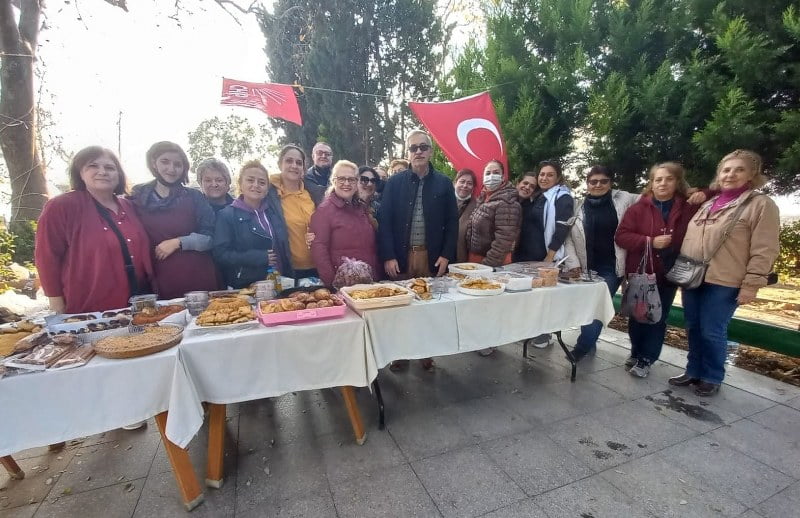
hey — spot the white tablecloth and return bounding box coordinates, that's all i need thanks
[364,282,615,369]
[0,348,178,457]
[165,309,377,448]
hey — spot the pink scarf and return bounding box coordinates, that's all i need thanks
[710,185,749,213]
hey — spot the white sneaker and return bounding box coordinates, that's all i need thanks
[629,360,651,378]
[121,420,147,431]
[529,334,552,349]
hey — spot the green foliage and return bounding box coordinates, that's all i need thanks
[187,115,276,174]
[446,0,800,193]
[0,229,16,292]
[8,220,36,266]
[258,0,442,165]
[775,220,800,280]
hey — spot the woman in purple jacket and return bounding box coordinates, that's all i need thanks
[309,160,380,286]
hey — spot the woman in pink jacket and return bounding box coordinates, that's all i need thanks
[310,160,380,286]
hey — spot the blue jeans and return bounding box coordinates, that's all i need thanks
[682,283,739,384]
[628,282,678,364]
[573,267,622,355]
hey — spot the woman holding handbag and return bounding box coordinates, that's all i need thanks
[668,150,780,396]
[615,162,706,378]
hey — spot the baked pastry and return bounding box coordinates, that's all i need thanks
[94,325,183,358]
[196,298,254,326]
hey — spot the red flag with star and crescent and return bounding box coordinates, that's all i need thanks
[409,92,508,192]
[220,78,303,125]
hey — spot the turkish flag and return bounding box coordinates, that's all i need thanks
[220,78,303,125]
[409,92,507,192]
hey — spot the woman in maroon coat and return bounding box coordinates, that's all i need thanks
[615,162,707,378]
[309,160,380,286]
[36,147,155,314]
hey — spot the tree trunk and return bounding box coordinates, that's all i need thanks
[0,0,48,225]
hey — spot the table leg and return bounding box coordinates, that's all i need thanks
[340,386,367,445]
[522,339,530,358]
[206,403,226,489]
[372,379,385,430]
[554,331,577,382]
[1,455,24,480]
[153,412,205,511]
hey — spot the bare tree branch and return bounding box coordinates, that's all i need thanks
[0,0,22,53]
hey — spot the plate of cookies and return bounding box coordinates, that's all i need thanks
[257,288,346,326]
[457,277,505,296]
[194,296,256,328]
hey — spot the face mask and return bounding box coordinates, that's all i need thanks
[483,173,503,191]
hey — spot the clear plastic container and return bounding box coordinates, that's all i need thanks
[184,291,210,316]
[129,294,158,314]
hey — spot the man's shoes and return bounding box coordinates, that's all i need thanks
[48,442,66,452]
[694,381,720,397]
[420,358,435,371]
[390,360,409,371]
[629,359,651,378]
[121,421,147,431]
[668,373,700,387]
[478,347,495,357]
[571,347,594,362]
[529,334,552,349]
[624,355,636,370]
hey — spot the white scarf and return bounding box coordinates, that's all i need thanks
[542,184,571,260]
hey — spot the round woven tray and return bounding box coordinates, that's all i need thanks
[94,325,183,359]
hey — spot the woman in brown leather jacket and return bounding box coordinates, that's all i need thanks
[453,169,478,263]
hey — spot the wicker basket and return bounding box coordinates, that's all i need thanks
[94,324,184,360]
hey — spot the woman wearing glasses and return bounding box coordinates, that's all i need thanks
[268,144,325,279]
[615,162,709,378]
[564,166,640,361]
[669,150,779,396]
[356,165,382,218]
[310,160,380,286]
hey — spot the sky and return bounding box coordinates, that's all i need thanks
[5,0,799,217]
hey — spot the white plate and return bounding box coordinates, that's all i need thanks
[448,263,494,277]
[457,284,505,296]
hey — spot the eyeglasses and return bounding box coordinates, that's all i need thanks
[359,176,379,185]
[408,144,431,153]
[587,178,611,186]
[334,177,358,185]
[315,151,332,157]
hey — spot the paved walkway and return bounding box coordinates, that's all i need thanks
[2,328,800,517]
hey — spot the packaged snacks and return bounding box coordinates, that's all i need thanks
[537,267,559,287]
[332,257,374,288]
[5,343,73,370]
[49,344,95,370]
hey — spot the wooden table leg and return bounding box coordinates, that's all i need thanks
[340,386,367,445]
[154,412,205,511]
[205,403,226,488]
[1,455,24,480]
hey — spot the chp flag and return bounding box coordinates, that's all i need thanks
[220,78,302,125]
[409,92,508,192]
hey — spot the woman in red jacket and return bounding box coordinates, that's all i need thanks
[36,146,155,314]
[309,160,380,286]
[615,162,706,378]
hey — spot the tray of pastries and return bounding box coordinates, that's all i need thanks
[403,278,433,300]
[195,297,256,327]
[94,324,184,359]
[257,288,346,326]
[448,262,494,277]
[131,304,185,325]
[0,320,44,357]
[458,277,505,296]
[339,283,414,311]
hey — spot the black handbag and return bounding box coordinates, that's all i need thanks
[666,194,753,289]
[93,199,140,298]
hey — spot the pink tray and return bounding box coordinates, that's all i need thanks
[256,297,347,326]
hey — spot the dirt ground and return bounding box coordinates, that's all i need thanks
[609,280,800,387]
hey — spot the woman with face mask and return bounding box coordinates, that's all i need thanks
[453,169,478,263]
[129,141,220,299]
[466,160,521,267]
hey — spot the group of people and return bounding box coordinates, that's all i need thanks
[34,128,780,396]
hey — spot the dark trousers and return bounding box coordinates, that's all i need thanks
[683,283,739,384]
[573,266,622,355]
[629,282,678,364]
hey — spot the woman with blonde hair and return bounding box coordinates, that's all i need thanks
[213,160,285,289]
[669,150,779,396]
[615,162,708,378]
[310,160,380,286]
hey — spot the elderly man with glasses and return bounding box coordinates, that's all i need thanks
[305,142,334,188]
[377,129,458,372]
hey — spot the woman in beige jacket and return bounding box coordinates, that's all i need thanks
[669,150,780,396]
